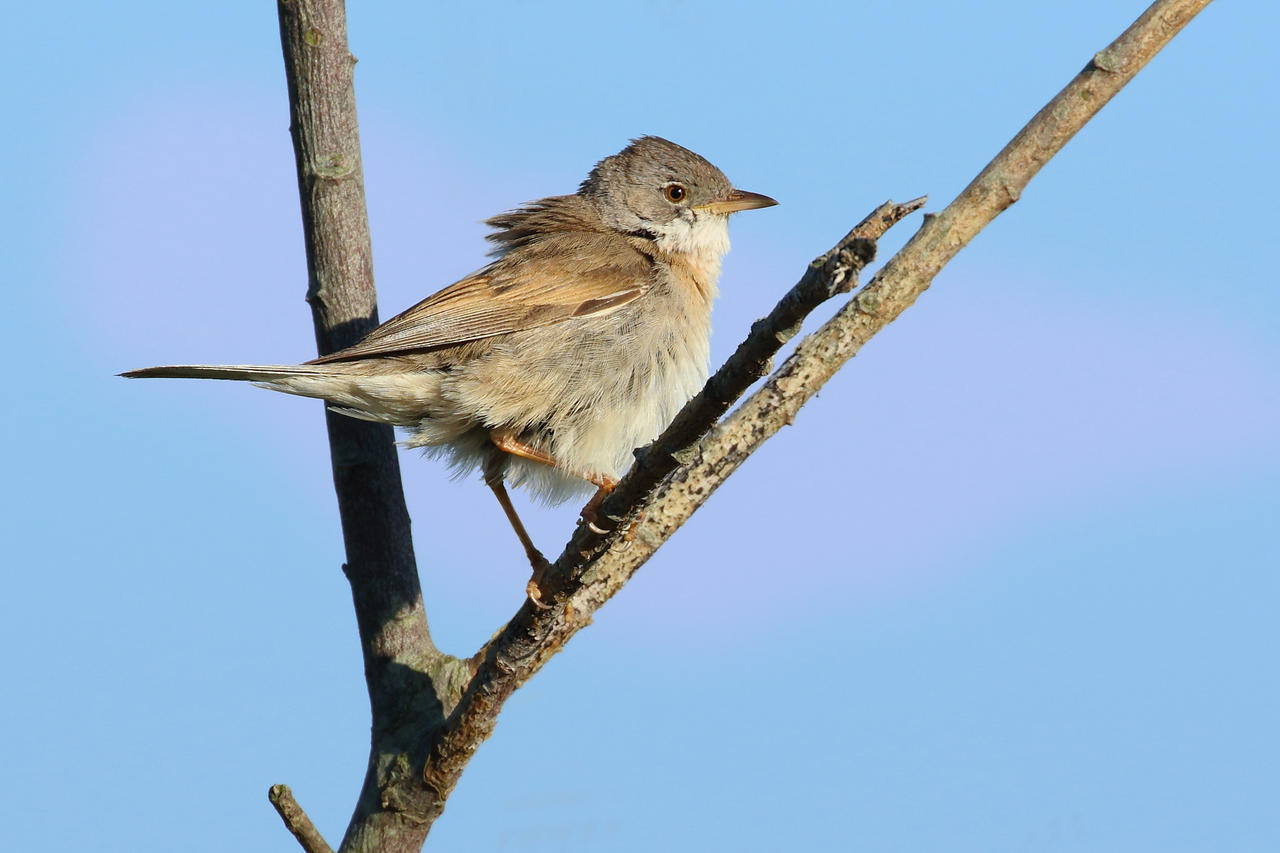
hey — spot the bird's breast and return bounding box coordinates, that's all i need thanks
[441,257,719,503]
[544,275,714,483]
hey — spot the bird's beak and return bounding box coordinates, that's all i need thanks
[694,189,779,215]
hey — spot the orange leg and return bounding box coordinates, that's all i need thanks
[489,430,615,490]
[489,430,618,530]
[482,451,552,609]
[485,431,621,603]
[581,481,618,534]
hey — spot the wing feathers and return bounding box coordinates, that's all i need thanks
[312,197,653,365]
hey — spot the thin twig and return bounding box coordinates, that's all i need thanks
[269,785,335,853]
[420,0,1213,824]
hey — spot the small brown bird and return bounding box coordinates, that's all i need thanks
[125,136,776,588]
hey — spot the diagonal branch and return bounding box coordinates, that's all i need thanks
[417,0,1214,831]
[270,785,335,853]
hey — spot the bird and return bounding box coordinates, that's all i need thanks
[124,136,777,600]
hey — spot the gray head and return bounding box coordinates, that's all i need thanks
[579,136,776,239]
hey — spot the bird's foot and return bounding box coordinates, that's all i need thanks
[580,478,618,534]
[526,554,554,610]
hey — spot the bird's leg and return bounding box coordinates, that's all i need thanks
[488,431,559,471]
[489,430,618,530]
[482,450,552,609]
[581,479,618,534]
[487,431,624,599]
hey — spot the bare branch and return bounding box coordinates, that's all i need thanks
[276,1,468,851]
[276,0,430,662]
[420,0,1214,825]
[270,785,335,853]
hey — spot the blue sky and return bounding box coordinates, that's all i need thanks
[3,2,1276,851]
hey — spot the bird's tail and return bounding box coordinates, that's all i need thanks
[124,364,313,382]
[120,363,354,399]
[121,361,441,426]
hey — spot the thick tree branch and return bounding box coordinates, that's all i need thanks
[417,0,1213,831]
[275,2,468,852]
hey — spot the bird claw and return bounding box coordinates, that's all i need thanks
[579,479,618,533]
[526,553,554,610]
[526,576,553,610]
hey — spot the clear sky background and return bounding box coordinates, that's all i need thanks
[3,2,1276,851]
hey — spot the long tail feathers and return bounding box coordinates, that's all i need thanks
[121,364,325,383]
[120,363,361,404]
[121,363,436,428]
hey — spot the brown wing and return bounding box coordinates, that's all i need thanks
[309,230,652,365]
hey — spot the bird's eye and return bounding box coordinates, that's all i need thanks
[663,183,687,203]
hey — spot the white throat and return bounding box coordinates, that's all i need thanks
[654,213,731,282]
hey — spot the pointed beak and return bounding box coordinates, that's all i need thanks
[694,188,779,215]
